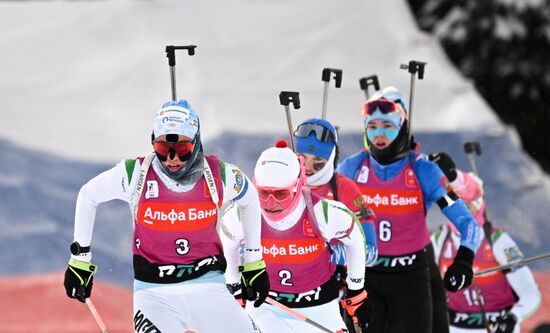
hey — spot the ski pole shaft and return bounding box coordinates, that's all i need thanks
[400,61,426,138]
[265,297,342,333]
[321,68,343,119]
[285,105,296,151]
[86,298,110,333]
[165,45,197,101]
[322,81,329,120]
[464,142,481,175]
[471,280,491,333]
[279,91,301,152]
[467,154,480,176]
[475,252,550,276]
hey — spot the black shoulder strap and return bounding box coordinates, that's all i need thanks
[329,173,339,202]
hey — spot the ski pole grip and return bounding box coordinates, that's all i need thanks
[165,45,197,66]
[321,68,343,88]
[359,75,380,91]
[400,60,427,79]
[464,142,481,155]
[279,91,301,109]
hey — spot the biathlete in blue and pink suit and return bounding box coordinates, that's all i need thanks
[337,86,482,333]
[223,140,372,332]
[63,100,269,333]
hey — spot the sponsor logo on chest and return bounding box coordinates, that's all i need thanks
[137,201,217,231]
[362,189,422,214]
[262,238,326,264]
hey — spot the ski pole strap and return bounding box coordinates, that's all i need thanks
[69,259,97,273]
[239,259,266,272]
[340,290,367,316]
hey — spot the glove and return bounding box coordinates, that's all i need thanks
[429,152,457,182]
[494,313,517,333]
[226,283,245,308]
[239,259,270,307]
[340,288,371,330]
[444,246,474,292]
[64,258,97,303]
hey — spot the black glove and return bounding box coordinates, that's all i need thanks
[239,259,270,307]
[64,258,97,303]
[340,288,371,330]
[227,283,245,308]
[444,246,474,292]
[429,152,458,182]
[494,313,517,333]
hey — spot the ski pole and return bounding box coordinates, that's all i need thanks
[279,91,301,152]
[321,68,343,120]
[358,75,380,100]
[400,60,426,139]
[86,298,110,333]
[461,141,491,332]
[464,141,481,176]
[265,297,345,333]
[165,45,197,101]
[475,252,550,276]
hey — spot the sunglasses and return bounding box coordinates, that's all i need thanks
[362,98,407,118]
[294,123,336,143]
[153,140,195,161]
[256,179,299,202]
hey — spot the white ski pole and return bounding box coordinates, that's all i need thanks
[321,68,343,120]
[265,297,345,333]
[279,91,301,152]
[462,141,491,332]
[358,75,380,101]
[86,298,110,333]
[165,45,196,101]
[475,252,550,276]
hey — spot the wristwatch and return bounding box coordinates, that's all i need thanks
[70,241,90,255]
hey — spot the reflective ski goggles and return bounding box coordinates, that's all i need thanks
[256,179,299,202]
[294,123,336,143]
[153,140,195,161]
[362,98,408,119]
